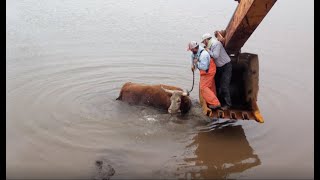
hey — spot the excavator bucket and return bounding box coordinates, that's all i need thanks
[199,0,277,123]
[199,53,263,123]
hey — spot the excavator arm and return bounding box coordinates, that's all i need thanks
[217,0,277,55]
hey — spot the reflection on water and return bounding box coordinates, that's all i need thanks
[177,123,260,179]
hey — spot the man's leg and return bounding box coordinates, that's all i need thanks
[211,74,218,96]
[215,67,222,100]
[200,73,221,107]
[220,62,232,108]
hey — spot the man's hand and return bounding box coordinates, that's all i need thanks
[191,65,195,72]
[215,30,226,46]
[214,30,218,38]
[193,58,198,64]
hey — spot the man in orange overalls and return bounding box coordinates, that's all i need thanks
[187,41,221,109]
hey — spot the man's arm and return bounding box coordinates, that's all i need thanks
[210,42,222,59]
[191,55,197,71]
[207,47,214,58]
[214,30,226,46]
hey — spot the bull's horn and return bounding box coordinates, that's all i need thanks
[182,91,188,96]
[161,86,174,94]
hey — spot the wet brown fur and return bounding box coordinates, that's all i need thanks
[116,82,192,114]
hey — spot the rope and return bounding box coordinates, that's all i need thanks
[187,70,195,95]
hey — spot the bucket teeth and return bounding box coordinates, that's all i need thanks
[230,111,237,119]
[242,112,249,120]
[217,110,224,118]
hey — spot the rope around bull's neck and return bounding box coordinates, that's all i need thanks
[187,70,195,95]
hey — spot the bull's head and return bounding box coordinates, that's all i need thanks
[161,86,188,114]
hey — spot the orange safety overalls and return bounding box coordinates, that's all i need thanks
[199,57,221,107]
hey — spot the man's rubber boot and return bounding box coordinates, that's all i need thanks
[208,104,221,110]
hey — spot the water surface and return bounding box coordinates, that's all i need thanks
[6,0,314,179]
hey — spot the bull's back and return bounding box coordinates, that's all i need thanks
[116,82,187,111]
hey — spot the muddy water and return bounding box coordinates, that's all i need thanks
[6,0,313,179]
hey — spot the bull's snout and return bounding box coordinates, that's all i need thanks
[168,108,181,114]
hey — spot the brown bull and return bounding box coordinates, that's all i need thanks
[116,82,192,114]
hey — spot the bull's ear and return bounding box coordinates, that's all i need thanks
[161,86,174,94]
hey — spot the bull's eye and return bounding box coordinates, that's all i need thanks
[177,99,181,103]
